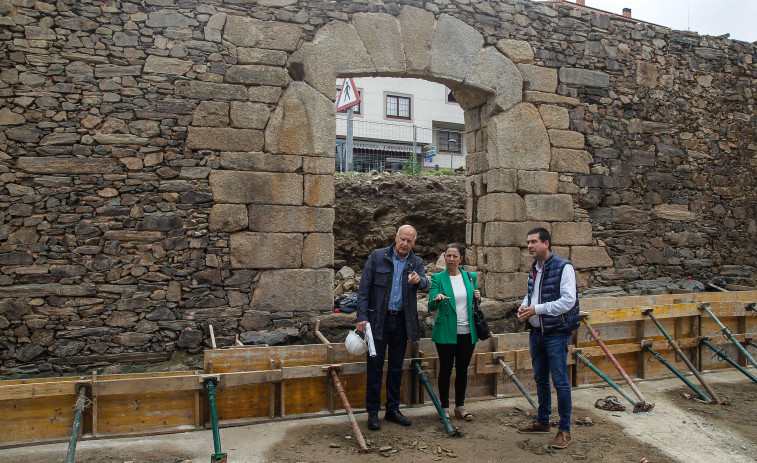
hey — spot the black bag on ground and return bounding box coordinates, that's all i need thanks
[466,271,491,340]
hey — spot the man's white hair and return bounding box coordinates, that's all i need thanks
[396,224,417,240]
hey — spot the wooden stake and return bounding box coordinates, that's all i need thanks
[209,325,217,349]
[91,371,98,438]
[269,359,276,418]
[280,359,286,418]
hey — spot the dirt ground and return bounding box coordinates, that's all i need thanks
[2,370,755,463]
[266,370,757,463]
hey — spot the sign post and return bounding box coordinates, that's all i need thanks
[336,78,361,172]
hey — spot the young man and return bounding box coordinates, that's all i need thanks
[356,225,429,430]
[516,227,579,449]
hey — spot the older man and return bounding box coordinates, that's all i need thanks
[517,227,579,450]
[356,225,429,430]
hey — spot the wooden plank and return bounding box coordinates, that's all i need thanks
[583,303,699,324]
[91,371,98,438]
[578,338,700,359]
[280,359,286,418]
[326,346,334,414]
[217,370,283,387]
[205,345,329,373]
[637,318,646,379]
[93,375,202,396]
[95,390,197,435]
[0,381,81,401]
[269,359,276,418]
[0,394,78,444]
[213,384,274,421]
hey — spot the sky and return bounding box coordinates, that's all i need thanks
[575,0,757,43]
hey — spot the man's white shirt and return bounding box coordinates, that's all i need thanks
[521,260,577,328]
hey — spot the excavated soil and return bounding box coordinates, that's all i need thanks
[334,173,466,269]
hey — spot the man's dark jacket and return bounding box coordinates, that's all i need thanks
[356,243,429,342]
[526,252,580,334]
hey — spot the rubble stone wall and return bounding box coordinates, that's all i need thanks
[0,0,754,374]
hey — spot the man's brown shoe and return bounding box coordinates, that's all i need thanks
[517,421,550,434]
[550,430,571,449]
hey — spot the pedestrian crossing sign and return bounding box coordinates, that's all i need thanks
[336,78,361,112]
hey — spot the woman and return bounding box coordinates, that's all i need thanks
[428,243,481,421]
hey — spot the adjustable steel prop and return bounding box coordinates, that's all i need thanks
[580,312,654,412]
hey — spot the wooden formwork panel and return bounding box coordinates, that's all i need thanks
[574,350,641,386]
[205,344,330,373]
[576,290,756,312]
[213,384,273,421]
[95,390,197,435]
[1,291,755,447]
[0,392,79,445]
[0,377,83,401]
[695,292,757,304]
[700,339,742,372]
[206,344,388,419]
[576,320,644,347]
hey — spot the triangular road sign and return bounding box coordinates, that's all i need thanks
[336,78,361,112]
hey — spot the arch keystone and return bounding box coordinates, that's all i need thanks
[353,13,406,76]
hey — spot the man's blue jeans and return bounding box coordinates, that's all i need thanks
[529,330,572,432]
[365,311,408,414]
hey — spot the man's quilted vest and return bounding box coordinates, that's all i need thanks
[526,252,580,334]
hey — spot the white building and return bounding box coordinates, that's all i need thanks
[335,77,466,173]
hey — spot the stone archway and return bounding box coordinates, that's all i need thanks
[199,6,612,314]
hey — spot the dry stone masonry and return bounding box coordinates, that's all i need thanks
[0,0,754,374]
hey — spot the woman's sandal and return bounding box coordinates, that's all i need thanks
[441,409,450,421]
[454,406,473,421]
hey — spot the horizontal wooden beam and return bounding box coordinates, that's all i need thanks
[0,381,81,401]
[92,375,202,396]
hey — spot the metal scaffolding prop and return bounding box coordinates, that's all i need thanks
[574,349,645,411]
[497,358,537,411]
[580,312,653,412]
[642,307,724,404]
[700,303,757,371]
[412,360,461,437]
[314,320,368,454]
[642,341,711,402]
[700,337,757,384]
[204,378,227,462]
[64,385,90,463]
[0,291,754,450]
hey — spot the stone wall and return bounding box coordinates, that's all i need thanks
[0,0,755,375]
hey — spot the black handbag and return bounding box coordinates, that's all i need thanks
[466,271,491,340]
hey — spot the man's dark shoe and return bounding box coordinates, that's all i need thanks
[367,413,380,430]
[550,430,571,449]
[384,409,412,426]
[517,421,550,434]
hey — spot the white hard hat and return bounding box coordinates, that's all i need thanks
[345,330,368,355]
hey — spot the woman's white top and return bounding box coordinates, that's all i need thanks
[449,273,470,334]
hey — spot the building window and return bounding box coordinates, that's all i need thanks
[386,94,411,120]
[446,87,457,104]
[336,88,361,114]
[438,130,461,153]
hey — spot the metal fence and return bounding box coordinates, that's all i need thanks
[335,118,465,173]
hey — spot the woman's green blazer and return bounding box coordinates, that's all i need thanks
[428,268,478,344]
